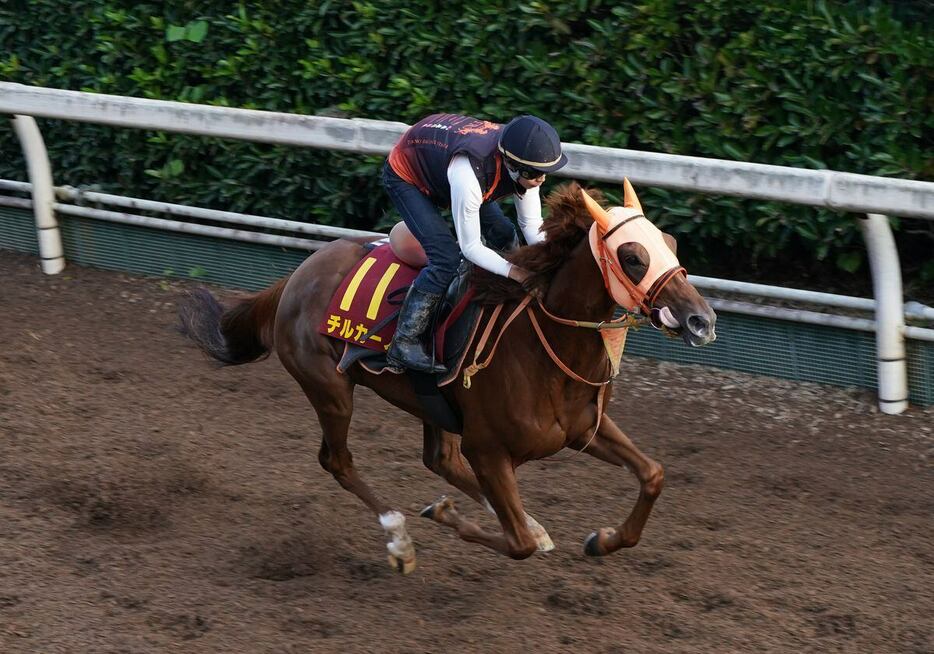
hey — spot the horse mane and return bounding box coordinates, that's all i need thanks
[470,181,604,305]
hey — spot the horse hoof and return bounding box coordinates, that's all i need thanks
[584,528,614,557]
[524,515,555,552]
[584,532,602,556]
[387,552,416,575]
[536,535,556,552]
[420,495,453,521]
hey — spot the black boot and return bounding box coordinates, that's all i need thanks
[387,287,447,374]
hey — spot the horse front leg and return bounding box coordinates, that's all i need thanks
[420,446,538,560]
[421,424,554,551]
[569,415,665,556]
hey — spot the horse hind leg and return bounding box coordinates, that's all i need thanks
[420,445,538,560]
[300,376,416,574]
[421,425,554,552]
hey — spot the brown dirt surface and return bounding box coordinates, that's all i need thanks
[1,250,932,654]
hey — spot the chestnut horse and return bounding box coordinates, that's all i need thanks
[178,181,716,573]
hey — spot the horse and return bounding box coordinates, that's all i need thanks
[177,180,717,573]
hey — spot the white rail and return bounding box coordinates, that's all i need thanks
[2,83,932,413]
[2,83,933,217]
[691,275,934,322]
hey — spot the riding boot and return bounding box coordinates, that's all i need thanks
[387,287,447,374]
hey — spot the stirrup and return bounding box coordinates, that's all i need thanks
[387,340,446,374]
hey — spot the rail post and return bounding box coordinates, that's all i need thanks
[11,115,64,274]
[860,213,908,414]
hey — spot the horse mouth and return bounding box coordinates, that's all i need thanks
[651,307,717,347]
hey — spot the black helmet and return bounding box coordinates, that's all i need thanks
[498,115,568,174]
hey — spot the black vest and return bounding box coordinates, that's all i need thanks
[389,113,523,206]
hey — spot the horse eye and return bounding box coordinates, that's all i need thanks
[624,255,643,267]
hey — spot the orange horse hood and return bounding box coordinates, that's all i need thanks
[582,183,681,312]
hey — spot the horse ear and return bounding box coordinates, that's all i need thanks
[623,178,644,213]
[662,232,678,255]
[580,188,612,232]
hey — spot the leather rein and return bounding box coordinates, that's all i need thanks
[462,296,635,390]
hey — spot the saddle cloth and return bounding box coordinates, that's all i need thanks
[318,244,419,352]
[319,243,480,372]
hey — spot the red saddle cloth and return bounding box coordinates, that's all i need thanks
[318,244,420,352]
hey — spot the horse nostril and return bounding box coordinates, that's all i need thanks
[687,314,710,336]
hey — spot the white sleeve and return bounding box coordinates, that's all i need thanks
[514,185,545,245]
[448,155,513,278]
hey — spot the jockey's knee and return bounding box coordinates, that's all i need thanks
[433,247,460,274]
[416,247,459,295]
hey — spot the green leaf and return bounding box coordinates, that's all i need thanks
[186,20,209,44]
[722,143,746,161]
[794,223,820,241]
[801,155,827,170]
[856,72,885,87]
[166,25,186,42]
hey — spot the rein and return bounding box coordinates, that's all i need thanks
[534,299,643,331]
[462,296,639,460]
[463,297,637,389]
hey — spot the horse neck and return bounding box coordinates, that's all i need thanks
[544,236,616,323]
[522,235,618,380]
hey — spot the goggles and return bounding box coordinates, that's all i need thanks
[504,158,546,181]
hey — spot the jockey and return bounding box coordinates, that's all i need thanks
[381,113,569,373]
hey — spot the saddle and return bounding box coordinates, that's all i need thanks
[318,243,482,433]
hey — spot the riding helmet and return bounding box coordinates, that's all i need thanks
[498,115,568,173]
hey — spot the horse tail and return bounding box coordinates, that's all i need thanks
[177,277,289,366]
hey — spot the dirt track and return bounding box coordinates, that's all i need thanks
[1,250,932,653]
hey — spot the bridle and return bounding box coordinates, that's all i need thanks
[581,179,687,322]
[591,213,687,316]
[463,186,688,385]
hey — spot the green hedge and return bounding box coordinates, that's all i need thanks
[1,0,931,288]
